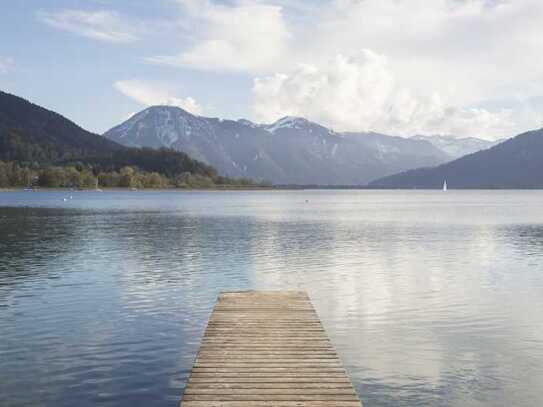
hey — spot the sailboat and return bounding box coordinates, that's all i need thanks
[442,180,447,191]
[95,178,103,192]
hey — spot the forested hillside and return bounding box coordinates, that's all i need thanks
[0,91,260,188]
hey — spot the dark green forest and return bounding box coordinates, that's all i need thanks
[0,160,261,189]
[0,91,266,189]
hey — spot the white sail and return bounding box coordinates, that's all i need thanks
[95,178,103,192]
[443,180,447,191]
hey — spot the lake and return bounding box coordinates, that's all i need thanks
[1,190,542,407]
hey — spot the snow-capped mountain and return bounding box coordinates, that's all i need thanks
[371,128,542,189]
[103,106,450,185]
[412,134,503,159]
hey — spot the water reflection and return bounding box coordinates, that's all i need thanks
[1,191,543,407]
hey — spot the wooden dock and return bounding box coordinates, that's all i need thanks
[180,290,363,407]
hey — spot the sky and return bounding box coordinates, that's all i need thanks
[0,0,542,140]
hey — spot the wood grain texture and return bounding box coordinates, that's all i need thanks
[180,291,363,406]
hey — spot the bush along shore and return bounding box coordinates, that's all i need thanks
[0,161,270,189]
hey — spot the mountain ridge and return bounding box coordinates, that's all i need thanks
[370,128,543,189]
[0,90,122,159]
[0,91,255,188]
[412,134,503,159]
[104,105,458,185]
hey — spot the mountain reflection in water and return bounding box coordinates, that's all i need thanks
[1,190,542,407]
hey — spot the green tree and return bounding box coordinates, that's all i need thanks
[119,166,135,187]
[39,167,66,187]
[79,169,96,188]
[64,166,81,187]
[0,162,9,187]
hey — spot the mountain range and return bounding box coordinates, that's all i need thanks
[370,128,543,188]
[3,89,541,189]
[411,134,502,159]
[104,106,496,185]
[0,91,235,187]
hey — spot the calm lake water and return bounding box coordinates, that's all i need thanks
[1,190,543,407]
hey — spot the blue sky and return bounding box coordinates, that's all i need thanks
[1,0,542,139]
[0,0,253,133]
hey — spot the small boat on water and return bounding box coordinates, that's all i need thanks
[443,180,447,191]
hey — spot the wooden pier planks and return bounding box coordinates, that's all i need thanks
[180,291,363,407]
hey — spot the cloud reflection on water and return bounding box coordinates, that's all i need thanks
[1,191,543,406]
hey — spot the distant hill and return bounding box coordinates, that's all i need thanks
[411,134,502,159]
[0,91,249,188]
[369,128,543,189]
[104,106,450,185]
[0,90,122,162]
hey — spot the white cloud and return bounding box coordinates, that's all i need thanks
[245,0,543,138]
[114,79,203,115]
[302,0,543,102]
[146,1,289,73]
[253,51,515,139]
[37,9,138,43]
[36,0,543,138]
[0,57,15,74]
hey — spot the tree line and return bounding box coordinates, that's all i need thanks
[1,129,270,189]
[0,161,267,189]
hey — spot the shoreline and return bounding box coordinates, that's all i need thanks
[0,186,277,192]
[2,187,543,193]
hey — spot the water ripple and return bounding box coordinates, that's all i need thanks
[1,191,543,406]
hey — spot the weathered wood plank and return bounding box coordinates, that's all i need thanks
[187,380,352,386]
[180,291,362,406]
[196,356,340,360]
[182,402,362,407]
[196,351,338,355]
[188,373,352,379]
[184,389,357,395]
[183,395,360,401]
[190,374,351,385]
[191,368,347,373]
